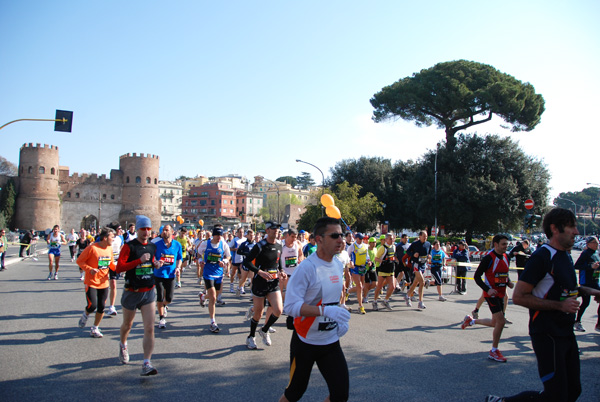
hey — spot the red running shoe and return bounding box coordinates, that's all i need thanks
[461,315,473,330]
[488,349,507,362]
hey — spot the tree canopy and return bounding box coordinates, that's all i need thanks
[296,172,315,189]
[370,60,546,149]
[276,176,298,188]
[0,156,17,176]
[554,187,600,222]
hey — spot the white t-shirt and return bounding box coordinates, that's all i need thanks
[283,253,345,346]
[280,241,301,276]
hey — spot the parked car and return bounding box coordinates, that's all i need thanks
[468,245,481,261]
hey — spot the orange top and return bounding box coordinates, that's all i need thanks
[76,243,115,289]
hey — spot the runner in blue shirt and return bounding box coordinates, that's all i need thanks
[153,225,183,329]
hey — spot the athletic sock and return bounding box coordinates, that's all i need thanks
[262,314,279,331]
[249,318,259,337]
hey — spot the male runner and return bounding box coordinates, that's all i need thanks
[573,236,600,332]
[486,208,600,402]
[106,222,124,316]
[461,234,514,363]
[229,228,245,294]
[394,234,410,292]
[429,240,447,301]
[452,241,470,295]
[153,225,183,329]
[404,231,431,309]
[116,215,158,376]
[236,229,256,296]
[302,234,317,257]
[174,228,189,288]
[372,233,396,311]
[197,226,231,333]
[46,225,67,280]
[243,221,285,349]
[347,233,369,314]
[279,217,351,402]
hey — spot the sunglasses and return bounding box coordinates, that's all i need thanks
[322,232,344,239]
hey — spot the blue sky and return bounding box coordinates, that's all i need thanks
[1,1,599,202]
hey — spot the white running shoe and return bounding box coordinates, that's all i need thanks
[79,274,85,281]
[54,273,58,280]
[268,327,276,333]
[382,300,392,311]
[418,301,427,309]
[246,336,257,349]
[90,327,103,338]
[158,318,166,329]
[405,294,412,307]
[210,322,220,333]
[258,329,272,346]
[119,344,129,364]
[78,312,89,328]
[244,306,254,321]
[230,283,235,293]
[198,292,206,307]
[106,306,118,316]
[438,295,447,301]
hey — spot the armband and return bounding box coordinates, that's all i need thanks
[318,305,323,316]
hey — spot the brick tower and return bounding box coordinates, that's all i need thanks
[15,143,61,231]
[118,153,160,229]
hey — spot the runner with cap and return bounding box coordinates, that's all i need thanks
[363,237,378,303]
[106,222,124,317]
[116,215,159,376]
[243,221,285,349]
[372,233,396,311]
[404,231,431,309]
[197,225,231,333]
[153,225,183,329]
[573,235,600,332]
[236,229,256,297]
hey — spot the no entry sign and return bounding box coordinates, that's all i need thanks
[524,199,534,210]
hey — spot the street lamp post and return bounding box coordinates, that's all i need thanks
[296,159,325,217]
[434,147,438,240]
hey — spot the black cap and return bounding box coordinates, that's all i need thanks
[265,221,281,229]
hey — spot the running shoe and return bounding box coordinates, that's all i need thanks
[198,292,206,307]
[418,301,426,309]
[119,344,129,364]
[258,329,272,346]
[471,309,479,319]
[164,306,168,317]
[53,273,58,280]
[158,318,166,329]
[504,318,512,325]
[78,312,89,328]
[411,295,415,301]
[359,306,366,314]
[382,300,392,311]
[362,296,368,303]
[342,304,352,312]
[246,336,257,350]
[230,283,235,293]
[141,361,158,376]
[90,327,103,338]
[175,282,181,289]
[240,288,246,295]
[244,306,254,321]
[488,349,507,363]
[106,306,118,316]
[210,322,220,333]
[404,294,412,307]
[400,280,407,291]
[573,321,585,332]
[424,280,429,289]
[47,273,53,280]
[372,300,379,311]
[236,288,241,297]
[461,315,473,330]
[438,295,447,301]
[216,299,226,306]
[79,274,85,281]
[393,286,402,294]
[268,327,276,333]
[485,396,504,402]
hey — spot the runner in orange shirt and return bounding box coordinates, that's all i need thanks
[76,227,116,338]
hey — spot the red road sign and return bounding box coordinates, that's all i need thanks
[524,199,534,210]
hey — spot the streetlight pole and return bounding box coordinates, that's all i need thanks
[434,148,438,240]
[296,159,325,217]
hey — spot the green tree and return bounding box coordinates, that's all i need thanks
[410,134,550,242]
[296,172,315,189]
[276,176,298,188]
[260,194,303,223]
[370,60,546,149]
[0,178,17,229]
[554,187,600,222]
[0,156,18,176]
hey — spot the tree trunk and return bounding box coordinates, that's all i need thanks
[445,127,457,151]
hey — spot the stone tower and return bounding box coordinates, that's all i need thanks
[15,143,61,231]
[118,153,160,229]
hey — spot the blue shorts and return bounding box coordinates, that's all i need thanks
[48,248,61,257]
[350,265,366,275]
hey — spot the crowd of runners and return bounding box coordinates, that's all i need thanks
[2,207,599,401]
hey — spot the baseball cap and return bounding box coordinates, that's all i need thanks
[368,237,376,243]
[355,233,364,239]
[212,227,224,236]
[298,230,306,234]
[379,235,386,240]
[265,221,281,230]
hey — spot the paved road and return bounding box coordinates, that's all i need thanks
[0,255,598,402]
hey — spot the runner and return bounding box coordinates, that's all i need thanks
[76,229,90,280]
[116,215,158,376]
[237,229,256,297]
[461,234,514,363]
[362,237,378,303]
[153,224,183,329]
[106,222,124,316]
[76,227,116,338]
[394,234,411,292]
[429,240,448,301]
[452,241,470,295]
[302,234,317,257]
[280,229,303,294]
[197,225,231,333]
[573,236,600,332]
[174,228,189,288]
[124,223,136,243]
[229,228,245,294]
[372,233,396,311]
[279,217,351,402]
[404,231,431,309]
[66,228,79,262]
[46,225,67,280]
[243,221,285,349]
[0,229,7,271]
[347,233,369,314]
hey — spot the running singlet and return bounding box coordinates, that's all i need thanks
[121,239,156,290]
[203,239,225,280]
[48,233,62,251]
[377,244,396,274]
[407,240,431,269]
[481,252,510,298]
[281,242,300,276]
[430,249,446,267]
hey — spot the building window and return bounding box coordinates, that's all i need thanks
[200,200,206,206]
[211,200,215,205]
[28,166,32,174]
[103,194,107,199]
[215,191,219,195]
[111,194,115,200]
[51,167,55,175]
[39,166,45,174]
[126,176,130,183]
[75,193,80,198]
[154,178,157,184]
[67,192,71,198]
[136,176,141,183]
[146,177,151,184]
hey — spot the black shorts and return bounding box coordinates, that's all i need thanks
[364,270,377,284]
[430,266,442,286]
[204,279,222,291]
[485,297,505,314]
[155,277,175,303]
[284,331,349,402]
[252,275,280,298]
[121,288,156,311]
[109,269,121,280]
[85,286,109,314]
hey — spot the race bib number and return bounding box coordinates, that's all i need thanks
[418,255,427,264]
[50,241,59,249]
[135,261,154,276]
[559,288,579,301]
[161,254,175,264]
[285,256,297,267]
[494,272,509,287]
[206,252,221,263]
[98,256,111,270]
